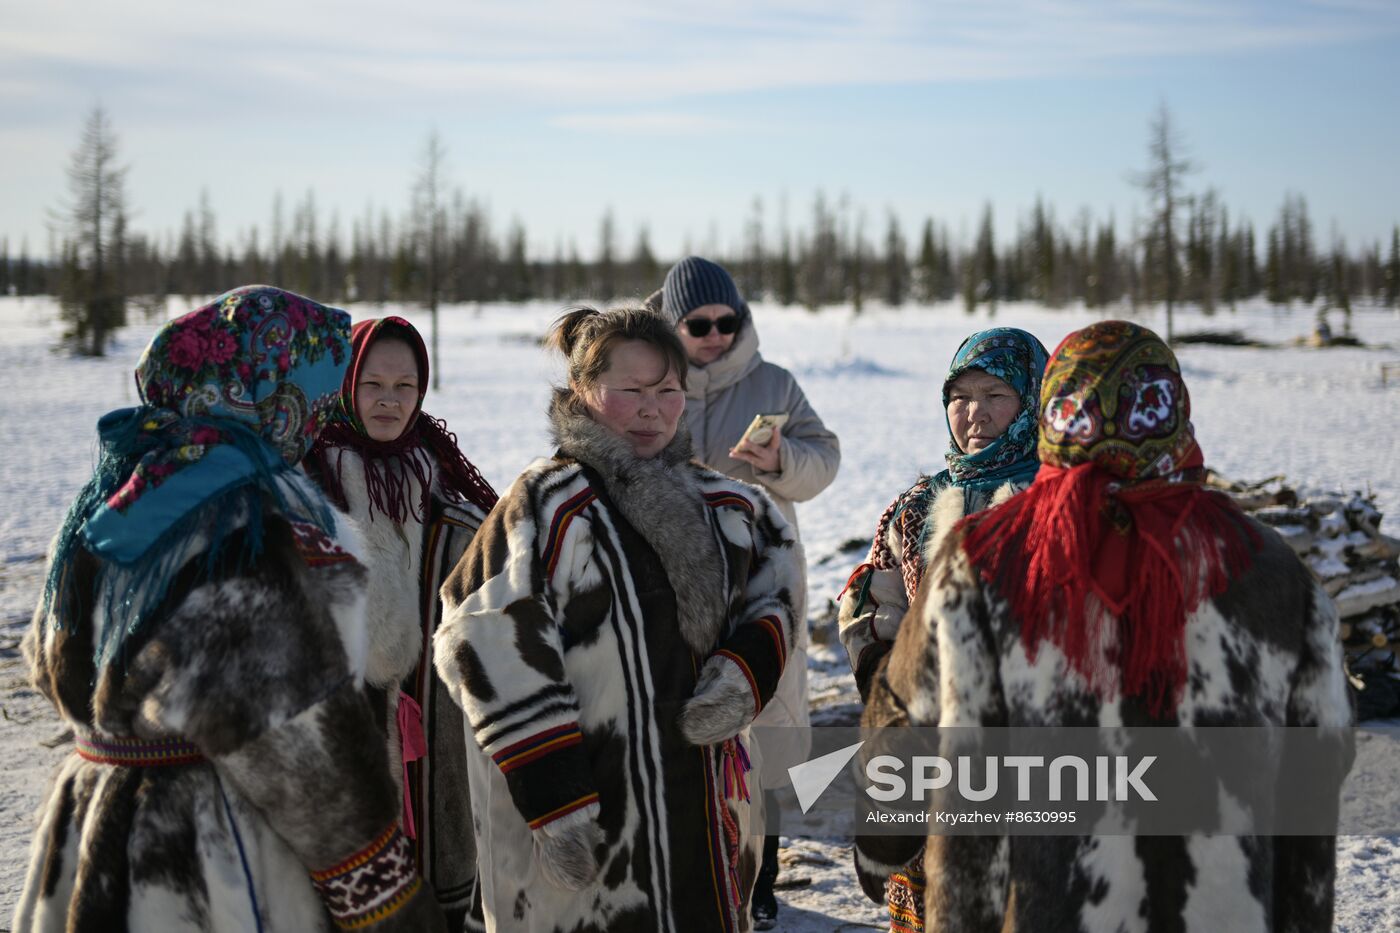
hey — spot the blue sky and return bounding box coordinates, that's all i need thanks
[3,0,1398,261]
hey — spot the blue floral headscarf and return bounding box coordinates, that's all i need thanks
[44,286,352,665]
[901,325,1047,515]
[930,327,1050,495]
[870,327,1050,604]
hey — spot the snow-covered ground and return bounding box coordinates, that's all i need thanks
[2,295,1398,930]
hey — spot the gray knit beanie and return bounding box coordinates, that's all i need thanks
[660,256,749,324]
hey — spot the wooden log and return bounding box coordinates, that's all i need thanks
[1230,490,1291,511]
[1310,497,1345,515]
[1276,528,1315,556]
[1357,533,1400,562]
[1343,636,1397,655]
[1316,512,1350,539]
[1204,472,1297,508]
[1345,499,1384,535]
[1205,472,1232,491]
[1336,576,1400,619]
[1254,506,1318,530]
[1324,569,1386,598]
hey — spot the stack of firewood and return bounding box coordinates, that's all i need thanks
[1207,472,1400,718]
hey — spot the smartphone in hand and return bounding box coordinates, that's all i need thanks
[738,413,789,447]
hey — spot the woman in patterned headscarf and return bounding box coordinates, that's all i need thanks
[306,316,497,928]
[839,326,1049,694]
[855,321,1351,931]
[838,326,1047,933]
[14,287,444,932]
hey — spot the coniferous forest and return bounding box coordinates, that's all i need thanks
[8,107,1399,356]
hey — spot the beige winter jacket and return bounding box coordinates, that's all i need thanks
[681,315,841,785]
[683,320,841,533]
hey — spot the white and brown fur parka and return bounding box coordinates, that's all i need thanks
[433,395,804,933]
[13,473,445,932]
[854,511,1354,932]
[312,445,488,918]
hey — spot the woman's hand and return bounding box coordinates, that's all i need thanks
[728,426,782,473]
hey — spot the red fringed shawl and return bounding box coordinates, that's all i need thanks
[959,321,1259,715]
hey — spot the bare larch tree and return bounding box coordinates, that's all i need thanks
[412,130,448,389]
[1134,103,1197,343]
[55,106,129,355]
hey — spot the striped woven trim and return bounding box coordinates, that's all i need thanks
[491,722,584,774]
[703,490,754,513]
[526,792,601,831]
[714,650,760,713]
[74,733,204,767]
[310,824,400,882]
[698,743,736,932]
[542,490,596,581]
[755,615,786,670]
[311,824,420,929]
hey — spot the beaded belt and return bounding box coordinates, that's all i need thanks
[74,733,204,767]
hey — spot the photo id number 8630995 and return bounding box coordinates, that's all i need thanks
[929,810,1079,825]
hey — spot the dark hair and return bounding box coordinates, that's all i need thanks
[547,306,689,411]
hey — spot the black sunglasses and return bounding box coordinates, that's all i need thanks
[682,315,740,338]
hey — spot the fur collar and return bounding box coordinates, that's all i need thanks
[922,480,1020,568]
[327,446,431,686]
[548,392,729,656]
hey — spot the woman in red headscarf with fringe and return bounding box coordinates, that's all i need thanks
[854,320,1352,931]
[307,316,498,929]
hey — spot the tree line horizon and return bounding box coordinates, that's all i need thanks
[9,105,1400,356]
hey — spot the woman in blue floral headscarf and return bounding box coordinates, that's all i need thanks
[836,326,1047,933]
[15,286,445,932]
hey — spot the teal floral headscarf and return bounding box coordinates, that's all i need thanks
[932,327,1050,494]
[890,328,1049,556]
[875,327,1049,598]
[44,286,352,665]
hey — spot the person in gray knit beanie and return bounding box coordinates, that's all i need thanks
[652,254,840,931]
[660,255,751,324]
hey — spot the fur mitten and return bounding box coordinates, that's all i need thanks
[679,654,757,746]
[533,809,604,891]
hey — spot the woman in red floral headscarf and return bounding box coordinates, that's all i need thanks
[307,316,497,928]
[854,320,1352,931]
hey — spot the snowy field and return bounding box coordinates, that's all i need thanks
[1,294,1398,930]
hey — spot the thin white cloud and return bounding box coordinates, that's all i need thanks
[550,112,741,135]
[2,0,1396,111]
[1301,0,1400,14]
